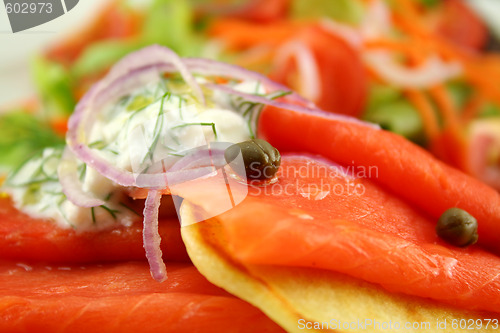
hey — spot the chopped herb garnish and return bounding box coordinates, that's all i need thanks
[91,207,96,225]
[169,152,185,157]
[88,140,107,150]
[78,163,87,181]
[268,90,292,100]
[126,95,154,112]
[173,122,218,140]
[142,92,171,164]
[100,205,120,220]
[9,177,59,188]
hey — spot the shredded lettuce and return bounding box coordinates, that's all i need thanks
[72,0,203,79]
[143,0,203,56]
[72,40,144,79]
[364,101,424,144]
[31,56,76,116]
[447,81,472,110]
[363,84,424,144]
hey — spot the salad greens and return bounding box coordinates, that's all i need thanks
[0,112,65,170]
[291,0,365,25]
[73,0,202,80]
[31,56,76,116]
[363,85,424,143]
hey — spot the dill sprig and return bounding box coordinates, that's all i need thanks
[268,90,293,100]
[6,148,62,188]
[91,204,121,224]
[172,122,218,140]
[100,205,120,220]
[142,92,171,164]
[78,163,87,181]
[91,207,96,225]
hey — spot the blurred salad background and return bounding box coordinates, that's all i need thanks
[1,0,500,190]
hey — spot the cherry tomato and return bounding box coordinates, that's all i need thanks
[436,0,488,51]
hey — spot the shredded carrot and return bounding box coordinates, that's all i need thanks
[392,0,430,38]
[405,90,440,141]
[364,39,414,54]
[364,66,385,84]
[429,84,462,134]
[209,18,304,50]
[364,38,429,66]
[464,66,500,108]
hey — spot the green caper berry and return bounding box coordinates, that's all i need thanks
[436,208,478,247]
[225,139,281,180]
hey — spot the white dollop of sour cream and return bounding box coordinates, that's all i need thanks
[4,78,267,231]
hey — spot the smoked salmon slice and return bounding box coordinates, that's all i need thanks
[0,197,189,263]
[181,205,500,333]
[0,260,284,333]
[173,155,500,314]
[258,106,500,255]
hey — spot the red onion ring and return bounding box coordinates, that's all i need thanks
[57,146,106,208]
[168,144,227,172]
[203,83,379,129]
[143,189,167,282]
[66,46,328,188]
[181,58,315,107]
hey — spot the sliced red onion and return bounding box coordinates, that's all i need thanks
[136,166,217,189]
[360,0,391,40]
[57,146,106,207]
[204,82,379,129]
[364,51,463,88]
[103,45,204,104]
[274,40,321,102]
[168,144,227,172]
[69,144,138,186]
[181,58,315,107]
[61,45,387,282]
[143,189,167,282]
[66,46,324,188]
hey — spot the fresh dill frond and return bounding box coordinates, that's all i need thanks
[268,90,292,100]
[78,163,87,181]
[173,122,218,140]
[142,92,171,164]
[100,205,120,220]
[88,140,107,149]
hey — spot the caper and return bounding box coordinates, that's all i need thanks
[224,139,281,180]
[436,208,478,247]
